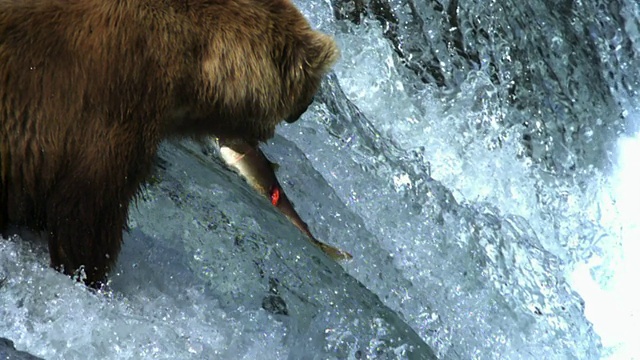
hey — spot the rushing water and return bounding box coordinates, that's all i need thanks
[1,0,639,359]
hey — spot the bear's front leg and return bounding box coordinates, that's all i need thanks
[44,169,140,288]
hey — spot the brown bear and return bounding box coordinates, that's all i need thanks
[0,0,339,287]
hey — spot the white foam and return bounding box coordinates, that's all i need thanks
[570,118,640,359]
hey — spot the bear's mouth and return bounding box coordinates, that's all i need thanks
[285,96,314,124]
[285,108,305,123]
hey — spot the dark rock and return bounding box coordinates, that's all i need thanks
[0,338,43,360]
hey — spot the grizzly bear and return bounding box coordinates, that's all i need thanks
[0,0,339,287]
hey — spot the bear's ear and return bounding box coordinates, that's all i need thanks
[304,32,339,74]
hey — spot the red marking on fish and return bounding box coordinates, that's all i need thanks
[270,185,281,206]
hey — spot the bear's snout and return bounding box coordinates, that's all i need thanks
[285,96,314,123]
[285,108,305,123]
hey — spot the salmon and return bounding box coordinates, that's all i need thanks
[217,138,352,261]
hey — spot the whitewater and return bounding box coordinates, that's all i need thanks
[2,0,639,359]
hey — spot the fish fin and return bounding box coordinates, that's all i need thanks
[310,238,353,261]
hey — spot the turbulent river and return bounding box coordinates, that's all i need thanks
[1,0,639,359]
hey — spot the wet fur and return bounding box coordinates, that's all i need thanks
[0,0,338,286]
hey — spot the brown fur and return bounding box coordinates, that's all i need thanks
[0,0,338,286]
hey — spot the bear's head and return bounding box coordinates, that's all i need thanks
[193,0,339,144]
